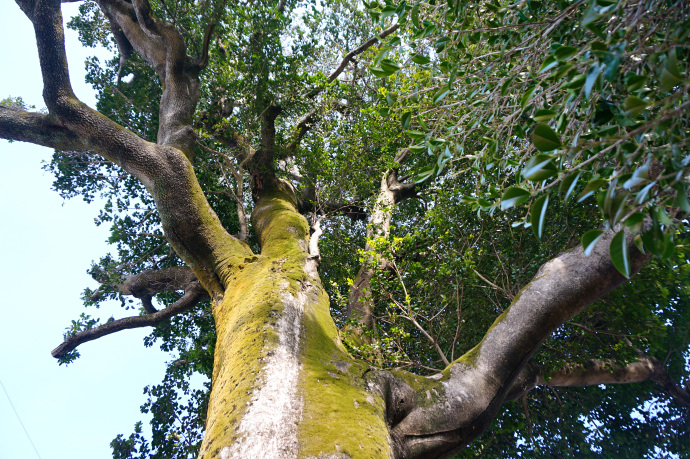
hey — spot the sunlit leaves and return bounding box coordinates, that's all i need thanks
[500,186,530,210]
[582,229,605,256]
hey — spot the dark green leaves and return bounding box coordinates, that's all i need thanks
[522,154,557,181]
[531,194,549,239]
[531,124,562,152]
[559,172,581,202]
[582,229,605,256]
[500,186,530,210]
[411,53,431,65]
[610,230,630,277]
[577,178,607,202]
[660,48,684,92]
[623,96,647,116]
[401,112,412,129]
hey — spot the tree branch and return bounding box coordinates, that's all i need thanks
[96,0,202,158]
[506,356,690,408]
[52,286,207,359]
[285,23,400,154]
[0,106,87,151]
[380,230,650,458]
[308,23,400,98]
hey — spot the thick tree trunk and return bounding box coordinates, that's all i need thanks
[198,183,393,458]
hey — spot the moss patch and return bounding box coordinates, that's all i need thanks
[297,281,392,458]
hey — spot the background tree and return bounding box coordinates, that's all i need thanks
[0,0,688,458]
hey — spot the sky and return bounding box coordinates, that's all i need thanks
[0,4,169,458]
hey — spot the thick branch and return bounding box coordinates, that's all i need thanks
[506,356,690,408]
[0,107,87,150]
[8,0,252,295]
[52,286,207,359]
[97,0,202,157]
[385,230,650,458]
[17,0,76,114]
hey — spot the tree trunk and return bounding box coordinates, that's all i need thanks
[198,183,393,458]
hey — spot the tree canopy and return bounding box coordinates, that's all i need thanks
[1,0,688,457]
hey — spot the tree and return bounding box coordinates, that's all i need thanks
[1,0,688,457]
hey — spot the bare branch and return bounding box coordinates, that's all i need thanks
[0,107,88,151]
[52,286,207,359]
[506,356,690,408]
[310,23,400,97]
[17,0,77,114]
[286,23,400,153]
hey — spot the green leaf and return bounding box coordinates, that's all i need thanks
[415,165,436,183]
[623,96,647,116]
[608,192,629,226]
[559,172,581,202]
[577,178,607,202]
[409,144,427,153]
[554,46,578,61]
[673,183,690,214]
[633,181,656,205]
[500,78,513,97]
[531,123,562,151]
[622,164,649,189]
[585,63,601,99]
[373,47,389,66]
[401,112,412,129]
[411,3,420,28]
[566,74,586,90]
[522,154,557,181]
[661,49,684,92]
[380,59,401,74]
[539,56,558,74]
[500,186,531,210]
[520,85,537,108]
[532,109,558,122]
[610,230,630,278]
[624,212,645,233]
[625,74,647,92]
[411,53,431,65]
[370,66,390,78]
[531,193,550,239]
[405,130,427,139]
[433,87,451,104]
[582,229,605,256]
[378,107,389,117]
[437,146,453,171]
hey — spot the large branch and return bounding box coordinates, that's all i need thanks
[0,107,86,150]
[52,285,207,359]
[7,0,253,295]
[346,165,418,328]
[375,230,650,458]
[506,356,690,408]
[96,0,204,158]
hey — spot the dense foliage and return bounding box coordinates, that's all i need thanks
[31,0,689,456]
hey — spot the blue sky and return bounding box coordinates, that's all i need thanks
[0,4,169,458]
